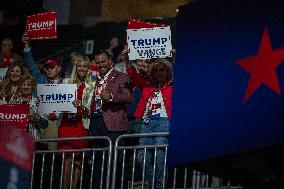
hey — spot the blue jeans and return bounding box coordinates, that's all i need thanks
[137,117,170,189]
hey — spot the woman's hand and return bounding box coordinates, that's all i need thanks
[121,48,132,68]
[72,99,82,107]
[48,112,57,120]
[28,113,38,123]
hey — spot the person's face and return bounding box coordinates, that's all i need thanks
[153,63,168,83]
[76,60,89,80]
[10,65,22,83]
[110,37,119,49]
[44,65,61,80]
[95,53,113,76]
[137,59,149,73]
[1,41,13,54]
[20,79,33,96]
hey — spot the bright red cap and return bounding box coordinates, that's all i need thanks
[44,59,60,67]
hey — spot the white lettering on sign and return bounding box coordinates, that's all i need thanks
[0,113,27,120]
[27,21,54,30]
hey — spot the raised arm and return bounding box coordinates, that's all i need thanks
[22,32,47,84]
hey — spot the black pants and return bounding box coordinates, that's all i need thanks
[89,113,124,145]
[89,113,125,188]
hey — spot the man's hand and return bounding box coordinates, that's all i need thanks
[100,89,111,102]
[22,32,30,48]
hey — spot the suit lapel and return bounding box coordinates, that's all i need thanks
[106,70,118,91]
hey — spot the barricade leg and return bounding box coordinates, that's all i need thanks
[137,137,154,189]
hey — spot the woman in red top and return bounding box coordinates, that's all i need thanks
[126,58,173,189]
[57,55,94,189]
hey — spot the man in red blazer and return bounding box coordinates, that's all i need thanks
[90,50,133,144]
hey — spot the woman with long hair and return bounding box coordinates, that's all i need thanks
[0,61,24,103]
[57,55,94,189]
[15,74,48,139]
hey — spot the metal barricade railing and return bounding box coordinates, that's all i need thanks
[31,136,112,189]
[111,132,169,189]
[31,133,243,189]
[167,167,243,189]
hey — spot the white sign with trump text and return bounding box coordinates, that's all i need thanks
[127,26,172,60]
[37,84,77,114]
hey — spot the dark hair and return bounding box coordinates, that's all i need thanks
[95,50,113,61]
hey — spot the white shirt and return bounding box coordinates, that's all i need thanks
[143,89,168,120]
[95,68,113,111]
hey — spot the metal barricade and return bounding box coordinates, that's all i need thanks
[111,132,169,189]
[30,136,112,189]
[110,132,243,189]
[31,133,243,189]
[167,167,243,189]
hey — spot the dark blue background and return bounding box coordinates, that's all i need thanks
[0,158,31,189]
[169,0,284,165]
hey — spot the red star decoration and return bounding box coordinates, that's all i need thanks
[236,27,284,103]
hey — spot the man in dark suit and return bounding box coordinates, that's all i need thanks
[90,50,133,143]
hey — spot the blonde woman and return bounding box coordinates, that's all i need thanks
[15,74,48,140]
[57,55,94,189]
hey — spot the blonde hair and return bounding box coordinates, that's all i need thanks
[19,74,36,93]
[69,55,92,85]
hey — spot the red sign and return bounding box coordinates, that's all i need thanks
[25,12,57,40]
[0,125,34,171]
[128,19,167,29]
[0,104,29,129]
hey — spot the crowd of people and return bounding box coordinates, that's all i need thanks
[0,32,174,189]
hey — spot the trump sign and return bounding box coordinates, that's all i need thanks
[25,12,57,40]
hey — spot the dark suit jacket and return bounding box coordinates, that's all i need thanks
[100,70,133,131]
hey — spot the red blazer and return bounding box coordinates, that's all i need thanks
[100,70,133,131]
[126,66,172,120]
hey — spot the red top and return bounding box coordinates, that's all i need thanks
[126,66,172,119]
[1,54,13,68]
